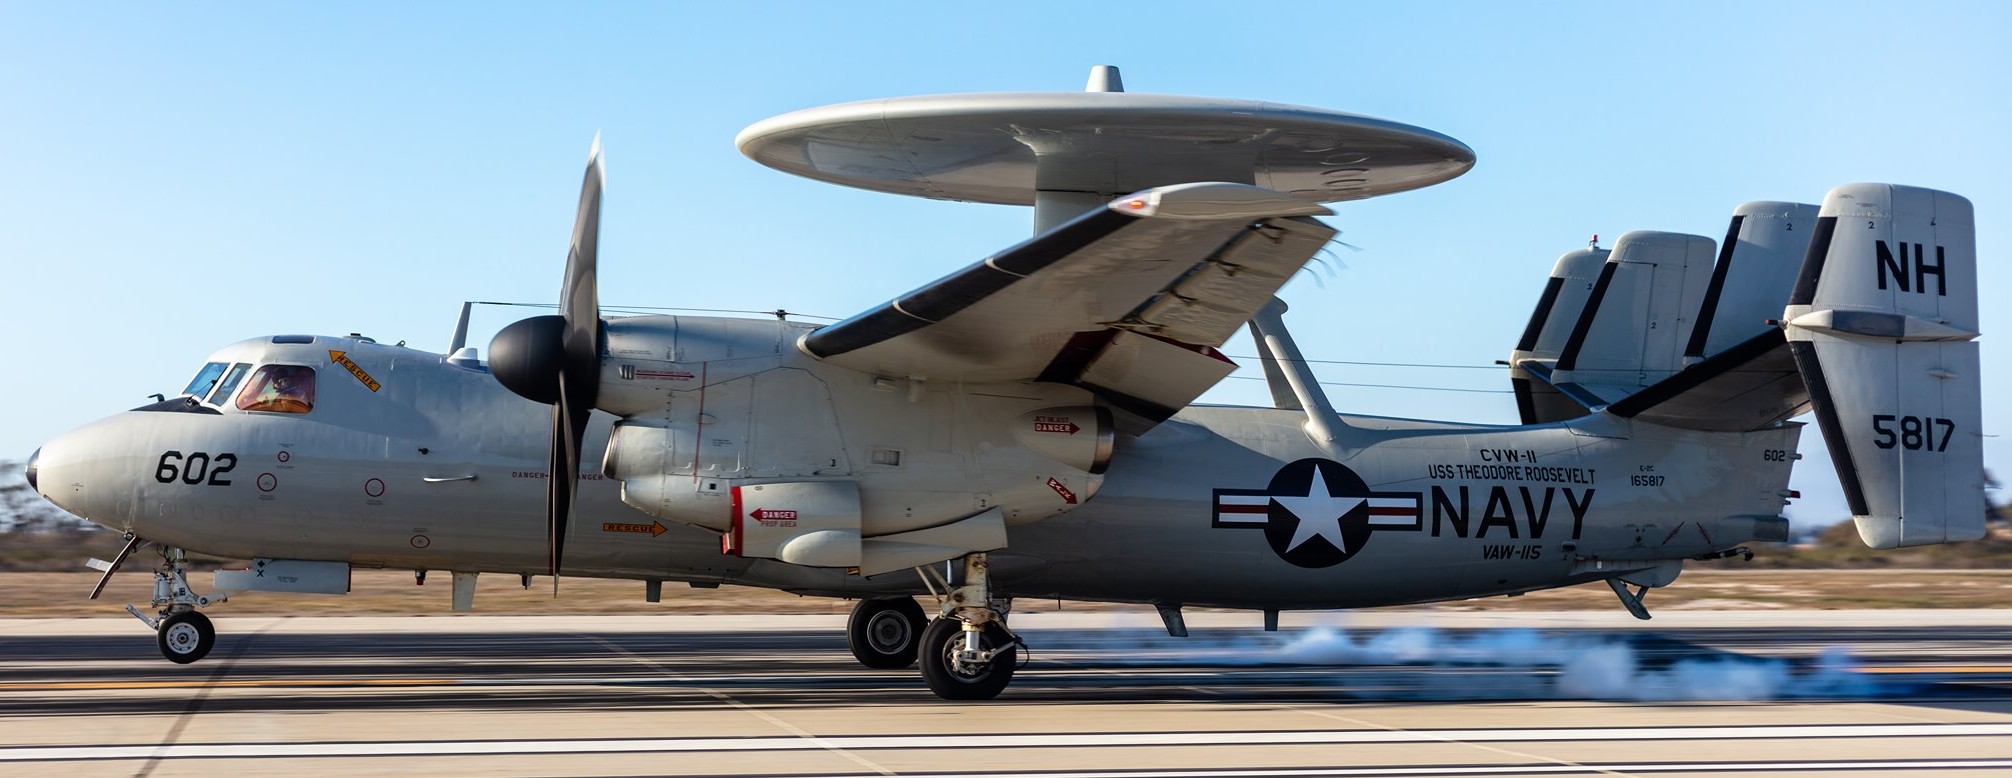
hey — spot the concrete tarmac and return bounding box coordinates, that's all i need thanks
[2,610,2010,777]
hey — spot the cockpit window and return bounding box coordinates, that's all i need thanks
[236,365,316,414]
[207,363,252,405]
[181,363,228,399]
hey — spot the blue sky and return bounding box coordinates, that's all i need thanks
[2,3,2006,526]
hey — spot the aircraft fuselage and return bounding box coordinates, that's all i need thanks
[32,324,1796,612]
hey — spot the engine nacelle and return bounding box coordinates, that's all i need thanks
[594,313,1108,571]
[1010,406,1113,474]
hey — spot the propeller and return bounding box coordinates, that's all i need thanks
[489,137,606,588]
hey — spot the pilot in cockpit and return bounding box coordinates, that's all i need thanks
[236,364,316,414]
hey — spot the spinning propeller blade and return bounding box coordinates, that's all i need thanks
[489,138,605,586]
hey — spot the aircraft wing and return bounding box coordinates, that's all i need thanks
[801,183,1335,428]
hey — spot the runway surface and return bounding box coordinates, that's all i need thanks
[2,611,2010,777]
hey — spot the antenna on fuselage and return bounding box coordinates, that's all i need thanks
[1085,64,1123,93]
[447,301,473,354]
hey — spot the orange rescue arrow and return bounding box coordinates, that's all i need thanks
[328,351,382,392]
[602,521,668,537]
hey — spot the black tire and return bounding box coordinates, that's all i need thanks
[157,611,214,664]
[918,616,1016,700]
[848,598,928,669]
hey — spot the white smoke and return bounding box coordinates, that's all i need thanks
[1269,626,1890,702]
[1022,622,1895,702]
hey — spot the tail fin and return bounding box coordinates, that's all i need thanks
[1685,201,1820,362]
[1510,245,1609,423]
[1548,231,1715,403]
[1784,183,1984,548]
[1602,202,1820,431]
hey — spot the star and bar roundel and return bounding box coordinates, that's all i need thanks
[1212,458,1424,568]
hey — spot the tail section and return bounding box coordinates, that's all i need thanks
[1604,201,1819,431]
[1552,230,1716,397]
[1510,245,1609,423]
[1685,201,1820,362]
[1509,232,1715,421]
[1783,184,1984,548]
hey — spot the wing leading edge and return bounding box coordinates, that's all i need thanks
[801,183,1336,429]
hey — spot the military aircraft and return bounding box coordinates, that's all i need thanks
[27,67,1986,700]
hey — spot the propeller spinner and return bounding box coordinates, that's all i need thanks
[489,138,606,583]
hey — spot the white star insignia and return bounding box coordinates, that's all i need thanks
[1272,473,1364,553]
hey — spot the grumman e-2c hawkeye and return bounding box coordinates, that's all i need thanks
[27,67,1987,700]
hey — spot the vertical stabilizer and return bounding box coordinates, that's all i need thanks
[1686,201,1819,362]
[1783,184,1984,548]
[1510,245,1609,423]
[1551,231,1716,403]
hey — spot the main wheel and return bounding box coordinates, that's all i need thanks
[848,597,928,669]
[918,616,1016,700]
[157,611,214,664]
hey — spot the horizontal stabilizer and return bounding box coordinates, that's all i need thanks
[1783,183,1984,548]
[1605,330,1806,431]
[1604,201,1821,431]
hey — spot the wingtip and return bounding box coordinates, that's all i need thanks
[584,132,607,188]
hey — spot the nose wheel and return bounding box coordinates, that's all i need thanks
[847,597,928,668]
[156,610,215,663]
[99,543,228,664]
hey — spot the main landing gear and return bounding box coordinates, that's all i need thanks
[914,552,1022,700]
[91,537,225,664]
[847,597,928,668]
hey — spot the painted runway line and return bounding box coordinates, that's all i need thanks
[639,762,2012,777]
[5,723,2010,762]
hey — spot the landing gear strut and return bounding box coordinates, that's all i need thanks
[116,545,225,663]
[848,597,928,668]
[917,552,1021,700]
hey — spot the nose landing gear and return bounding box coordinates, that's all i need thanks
[156,610,216,664]
[94,540,227,664]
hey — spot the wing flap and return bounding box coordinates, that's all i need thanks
[1058,329,1240,429]
[1124,218,1330,343]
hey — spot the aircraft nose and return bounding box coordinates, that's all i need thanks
[23,447,38,492]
